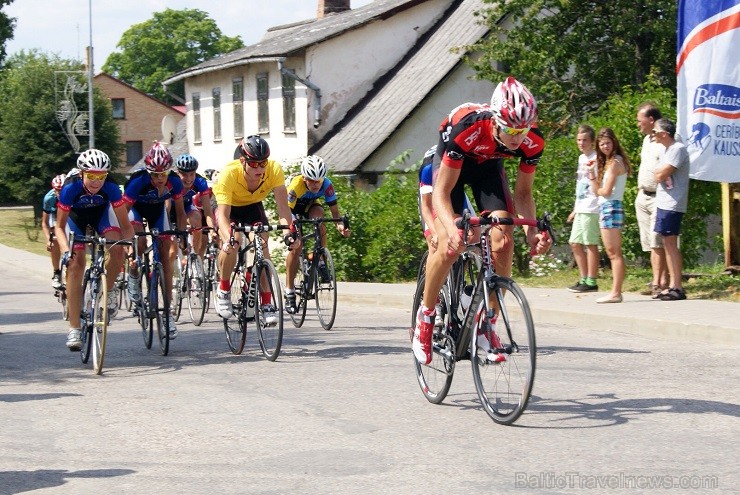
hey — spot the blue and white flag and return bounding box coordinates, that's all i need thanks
[677,0,740,182]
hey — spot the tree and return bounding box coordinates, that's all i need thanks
[102,8,243,104]
[0,51,123,213]
[469,0,677,133]
[0,0,16,66]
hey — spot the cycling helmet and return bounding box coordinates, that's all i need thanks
[51,174,66,190]
[203,169,216,181]
[239,135,270,161]
[300,155,327,181]
[175,154,199,172]
[490,76,538,129]
[144,141,173,172]
[77,149,111,171]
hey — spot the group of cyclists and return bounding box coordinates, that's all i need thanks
[43,135,351,352]
[43,75,551,367]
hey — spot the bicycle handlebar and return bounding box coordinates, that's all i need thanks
[293,214,350,230]
[134,229,189,238]
[73,235,134,247]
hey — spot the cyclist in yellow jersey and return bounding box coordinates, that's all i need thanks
[212,135,294,320]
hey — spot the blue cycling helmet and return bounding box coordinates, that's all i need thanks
[176,154,199,172]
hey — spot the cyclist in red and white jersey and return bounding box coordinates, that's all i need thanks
[413,76,551,365]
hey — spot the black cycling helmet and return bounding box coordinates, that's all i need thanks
[175,154,199,172]
[239,135,270,161]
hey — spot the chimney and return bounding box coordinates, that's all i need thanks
[317,0,350,18]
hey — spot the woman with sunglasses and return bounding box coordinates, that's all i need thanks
[412,76,551,365]
[212,135,294,321]
[123,141,188,338]
[54,149,135,350]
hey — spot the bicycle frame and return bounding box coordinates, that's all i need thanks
[293,215,348,299]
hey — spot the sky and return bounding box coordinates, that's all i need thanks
[4,0,374,69]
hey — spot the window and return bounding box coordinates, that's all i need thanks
[212,87,222,141]
[257,72,269,133]
[126,141,142,166]
[111,98,125,119]
[192,93,201,143]
[282,70,296,132]
[232,78,244,138]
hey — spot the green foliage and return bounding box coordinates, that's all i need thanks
[0,0,15,66]
[102,8,243,104]
[0,51,123,213]
[328,151,427,282]
[470,0,677,133]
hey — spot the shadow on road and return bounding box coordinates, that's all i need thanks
[0,468,135,495]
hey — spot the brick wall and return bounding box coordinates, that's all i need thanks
[94,73,184,170]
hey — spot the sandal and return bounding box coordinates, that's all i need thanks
[659,288,686,301]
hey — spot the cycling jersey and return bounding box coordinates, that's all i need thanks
[286,175,337,214]
[182,174,212,212]
[213,159,285,207]
[57,177,125,239]
[42,189,58,228]
[438,103,545,173]
[123,169,184,206]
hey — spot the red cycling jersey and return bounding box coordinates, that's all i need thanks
[438,103,545,173]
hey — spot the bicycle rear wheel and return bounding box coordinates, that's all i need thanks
[91,273,108,375]
[315,248,337,330]
[152,263,170,356]
[471,277,536,425]
[255,259,283,361]
[412,273,455,404]
[224,267,247,354]
[187,254,207,326]
[172,253,185,322]
[79,269,93,364]
[140,266,153,349]
[288,254,307,328]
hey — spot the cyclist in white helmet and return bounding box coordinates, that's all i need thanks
[412,76,551,365]
[55,149,134,351]
[283,155,350,314]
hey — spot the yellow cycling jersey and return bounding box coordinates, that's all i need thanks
[213,159,285,207]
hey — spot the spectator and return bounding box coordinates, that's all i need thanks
[567,125,600,293]
[635,103,669,297]
[652,118,690,301]
[587,128,631,304]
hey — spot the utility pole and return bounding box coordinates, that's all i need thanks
[87,0,95,149]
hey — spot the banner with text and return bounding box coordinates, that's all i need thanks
[677,0,740,182]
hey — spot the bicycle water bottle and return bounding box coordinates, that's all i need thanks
[245,269,256,318]
[459,284,474,319]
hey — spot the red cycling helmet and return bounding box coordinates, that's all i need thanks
[490,76,538,129]
[51,174,66,191]
[144,141,173,172]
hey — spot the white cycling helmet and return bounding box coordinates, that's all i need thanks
[77,149,111,172]
[301,155,327,181]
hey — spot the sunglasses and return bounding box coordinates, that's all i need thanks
[85,171,108,181]
[245,160,268,169]
[651,129,665,135]
[500,125,531,136]
[149,171,169,178]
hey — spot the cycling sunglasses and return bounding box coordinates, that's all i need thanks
[245,160,268,169]
[85,171,108,181]
[500,125,531,136]
[149,171,169,178]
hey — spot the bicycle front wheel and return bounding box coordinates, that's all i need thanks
[152,263,170,356]
[315,248,337,330]
[187,254,207,326]
[140,266,153,349]
[471,277,536,425]
[288,254,307,328]
[172,254,185,322]
[412,273,455,404]
[92,273,108,375]
[255,260,283,361]
[224,267,247,355]
[79,269,93,364]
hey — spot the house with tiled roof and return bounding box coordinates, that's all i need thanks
[163,0,496,180]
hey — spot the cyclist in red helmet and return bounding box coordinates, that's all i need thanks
[42,174,67,290]
[412,76,552,365]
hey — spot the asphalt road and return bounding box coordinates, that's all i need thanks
[0,266,738,494]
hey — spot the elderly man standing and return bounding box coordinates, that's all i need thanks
[635,103,669,297]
